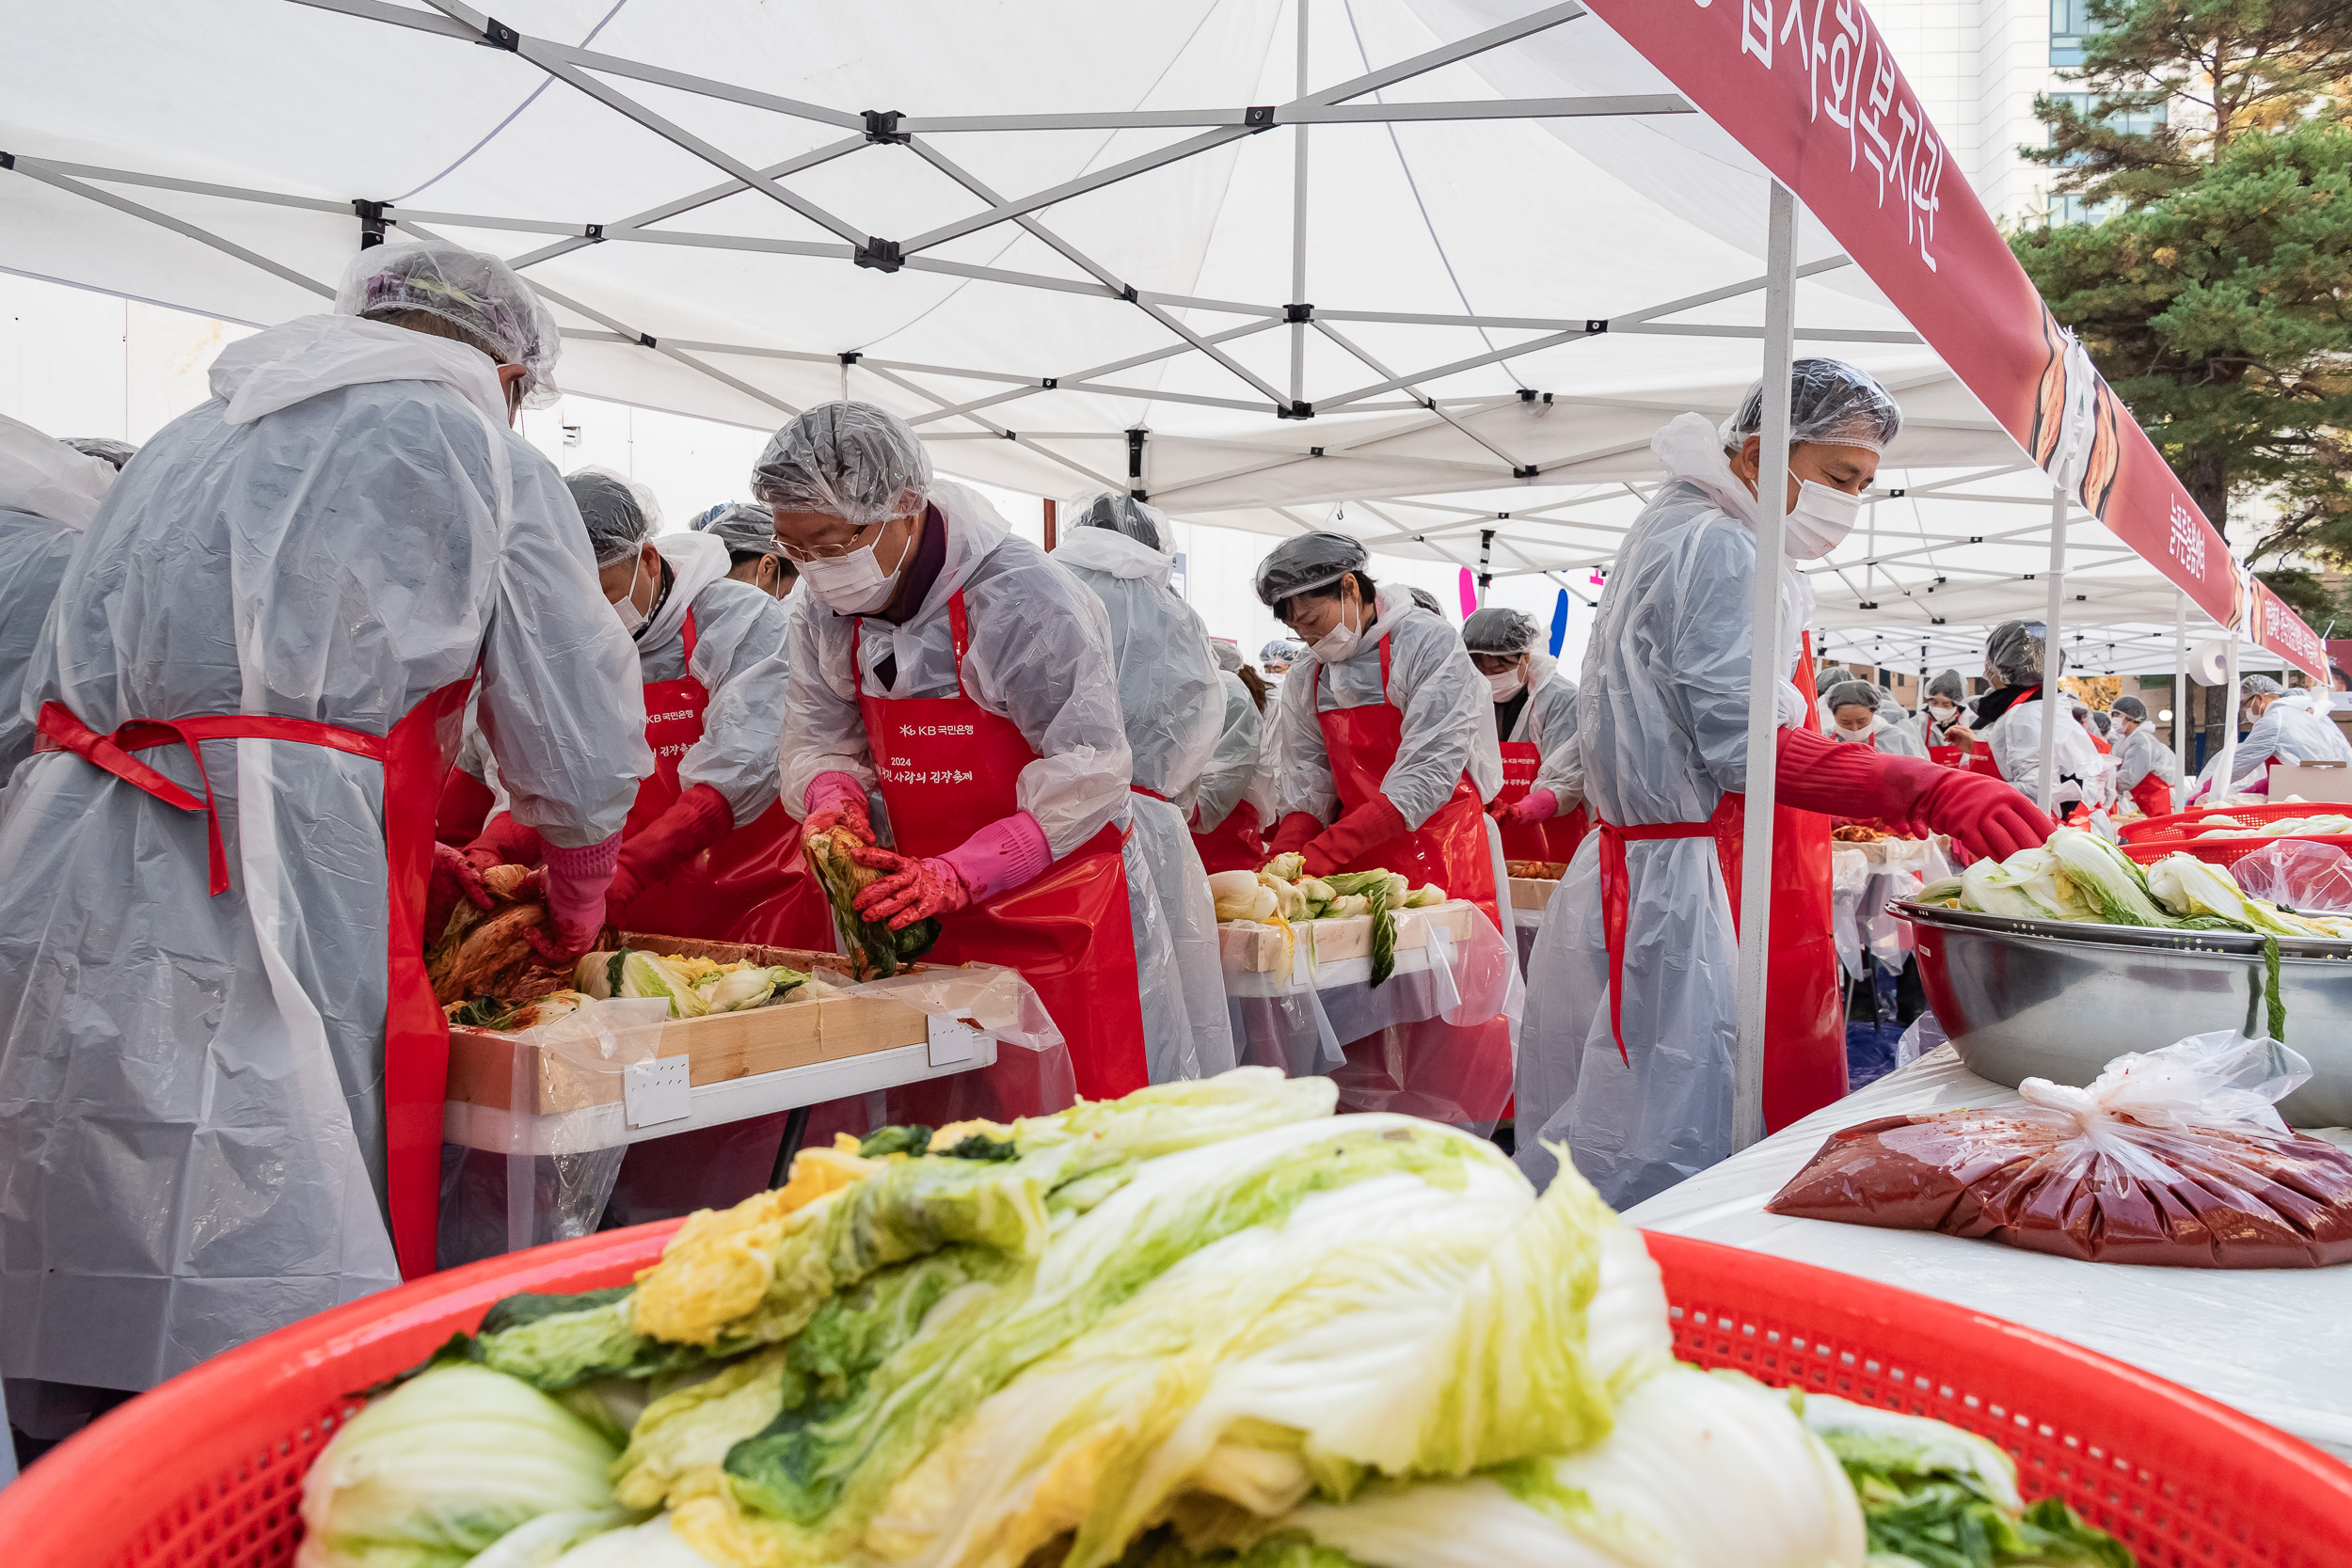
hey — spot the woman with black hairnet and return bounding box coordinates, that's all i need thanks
[1823,678,1928,758]
[1256,531,1515,1126]
[0,240,647,1394]
[1518,359,2052,1208]
[696,500,801,601]
[1971,620,2104,814]
[2189,673,2352,800]
[0,416,128,792]
[1464,606,1587,863]
[2108,696,2181,817]
[1051,489,1236,1081]
[764,403,1156,1116]
[1913,669,1973,757]
[1190,640,1276,871]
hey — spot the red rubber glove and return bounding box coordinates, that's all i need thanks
[605,784,736,922]
[1267,811,1323,857]
[423,840,497,942]
[522,832,621,963]
[464,810,546,872]
[1774,728,2054,861]
[1491,788,1557,830]
[1301,793,1408,879]
[849,848,976,930]
[803,770,873,846]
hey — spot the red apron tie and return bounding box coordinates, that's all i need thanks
[1597,816,1717,1063]
[37,701,389,896]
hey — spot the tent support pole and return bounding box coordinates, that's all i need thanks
[2218,620,2242,801]
[1291,0,1311,407]
[2173,592,2190,811]
[2037,484,2066,815]
[1731,179,1797,1155]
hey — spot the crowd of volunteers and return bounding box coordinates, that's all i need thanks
[0,236,2333,1424]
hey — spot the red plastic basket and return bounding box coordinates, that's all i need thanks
[2121,800,2347,844]
[4,1226,2346,1568]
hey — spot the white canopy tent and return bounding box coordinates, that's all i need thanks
[2,0,2296,1147]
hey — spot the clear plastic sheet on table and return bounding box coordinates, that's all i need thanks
[1222,903,1523,1132]
[437,964,1067,1267]
[1624,1042,2352,1461]
[2232,838,2352,914]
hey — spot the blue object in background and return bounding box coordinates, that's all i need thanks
[1549,589,1569,657]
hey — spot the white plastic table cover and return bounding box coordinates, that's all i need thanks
[1622,1043,2352,1462]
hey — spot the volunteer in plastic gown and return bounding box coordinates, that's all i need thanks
[1824,679,1929,758]
[2191,674,2352,799]
[1190,641,1274,872]
[2109,696,2181,817]
[1466,606,1587,863]
[1257,533,1516,1126]
[1051,490,1235,1082]
[698,500,802,601]
[766,403,1150,1115]
[0,421,126,789]
[1516,359,2052,1206]
[1913,669,1972,759]
[0,241,647,1395]
[1975,621,2103,813]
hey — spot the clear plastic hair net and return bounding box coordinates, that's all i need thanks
[1720,356,1903,455]
[1066,488,1170,553]
[1209,639,1243,673]
[1816,666,1850,697]
[334,239,562,408]
[1462,606,1540,656]
[564,467,660,566]
[1985,619,2058,686]
[61,436,136,469]
[1824,679,1882,715]
[1926,668,1966,704]
[2113,695,2148,721]
[695,500,789,562]
[1260,639,1304,665]
[2243,673,2288,699]
[2091,710,2113,736]
[1406,584,1445,617]
[1254,531,1367,607]
[750,401,932,528]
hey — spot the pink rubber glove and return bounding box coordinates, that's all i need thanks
[524,832,621,962]
[850,850,976,930]
[803,770,873,845]
[424,841,497,942]
[1491,788,1557,830]
[849,810,1055,929]
[1301,794,1407,879]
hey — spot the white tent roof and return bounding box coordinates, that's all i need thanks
[0,0,2236,651]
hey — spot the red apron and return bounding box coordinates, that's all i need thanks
[436,767,496,847]
[36,680,473,1282]
[1493,738,1589,864]
[614,609,834,949]
[2129,771,2174,819]
[1310,641,1512,1127]
[854,592,1148,1108]
[1192,797,1267,874]
[1592,644,1845,1134]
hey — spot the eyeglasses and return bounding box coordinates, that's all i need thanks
[771,518,882,564]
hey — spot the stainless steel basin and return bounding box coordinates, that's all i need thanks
[1895,900,2352,1128]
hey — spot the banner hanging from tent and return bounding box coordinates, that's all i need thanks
[2245,575,2329,682]
[1576,0,2297,652]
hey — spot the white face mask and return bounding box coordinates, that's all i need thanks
[1308,597,1364,664]
[1836,722,1874,740]
[1487,667,1526,701]
[1783,479,1862,559]
[609,553,646,636]
[800,515,913,615]
[1928,704,1957,721]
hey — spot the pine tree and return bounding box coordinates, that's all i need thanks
[2010,2,2352,629]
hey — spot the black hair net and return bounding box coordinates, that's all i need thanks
[1926,669,1966,704]
[1463,607,1540,656]
[2112,695,2149,721]
[1985,620,2058,687]
[564,467,660,566]
[1254,531,1368,608]
[695,500,789,563]
[1824,679,1883,714]
[1065,489,1170,553]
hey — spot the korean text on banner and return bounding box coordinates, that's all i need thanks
[2246,574,2329,682]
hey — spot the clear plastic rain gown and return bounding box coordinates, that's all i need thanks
[1052,517,1235,1078]
[1517,413,1816,1208]
[0,416,117,786]
[1504,651,1583,801]
[0,314,647,1390]
[777,481,1197,1082]
[1981,700,2104,808]
[1192,671,1270,832]
[2194,689,2352,793]
[624,531,794,824]
[2114,721,2181,793]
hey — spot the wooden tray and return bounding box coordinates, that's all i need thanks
[445,932,942,1116]
[1218,898,1478,974]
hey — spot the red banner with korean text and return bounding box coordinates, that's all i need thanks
[1577,0,2253,631]
[2246,576,2328,682]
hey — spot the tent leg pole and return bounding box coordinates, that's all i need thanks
[2218,624,2241,800]
[2037,484,2065,816]
[2173,592,2189,812]
[1730,179,1797,1155]
[1290,0,1311,406]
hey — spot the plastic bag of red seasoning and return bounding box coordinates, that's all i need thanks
[1767,1033,2352,1268]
